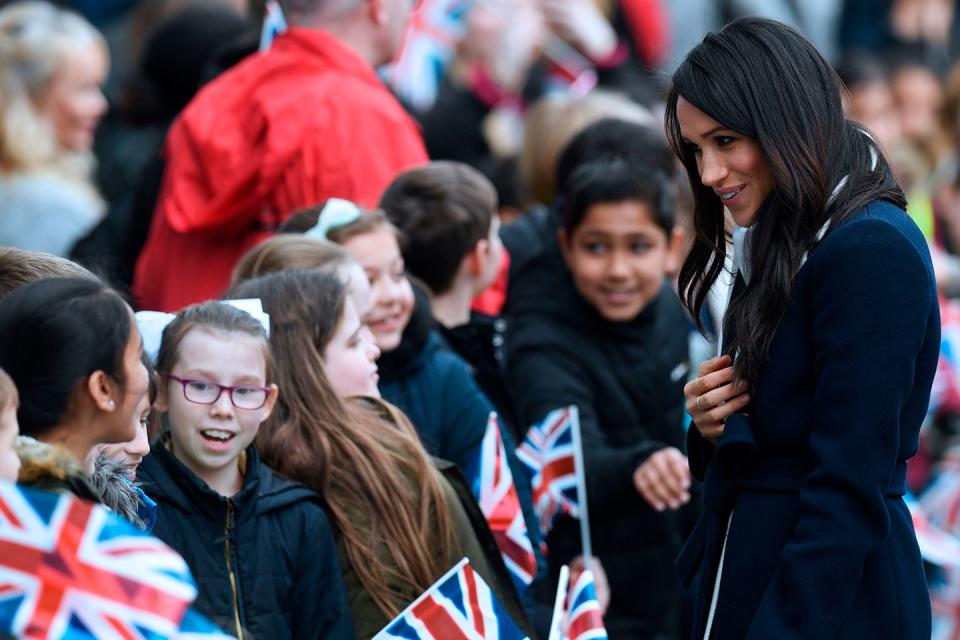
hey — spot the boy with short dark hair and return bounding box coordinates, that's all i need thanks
[379,161,516,432]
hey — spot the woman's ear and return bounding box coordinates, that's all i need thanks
[86,371,117,413]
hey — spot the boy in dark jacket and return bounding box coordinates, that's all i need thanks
[506,149,695,638]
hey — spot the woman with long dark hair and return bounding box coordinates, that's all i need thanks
[667,18,937,639]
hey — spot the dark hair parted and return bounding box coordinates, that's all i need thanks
[225,270,456,618]
[560,157,675,237]
[664,17,906,384]
[379,161,497,295]
[0,277,132,437]
[154,302,271,383]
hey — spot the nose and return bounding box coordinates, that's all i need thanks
[127,423,150,457]
[606,248,631,279]
[209,389,234,417]
[699,150,728,188]
[361,326,381,360]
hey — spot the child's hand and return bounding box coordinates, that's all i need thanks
[569,555,611,614]
[632,447,690,512]
[683,355,750,442]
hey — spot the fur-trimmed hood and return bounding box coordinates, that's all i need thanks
[15,436,99,502]
[90,455,150,529]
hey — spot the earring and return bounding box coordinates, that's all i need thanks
[107,400,115,409]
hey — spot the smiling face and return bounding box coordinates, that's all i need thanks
[676,96,775,228]
[340,226,415,352]
[560,199,671,322]
[156,327,276,496]
[95,393,150,481]
[101,314,150,445]
[39,42,108,152]
[322,297,381,398]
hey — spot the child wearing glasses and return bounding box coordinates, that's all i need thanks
[137,302,353,640]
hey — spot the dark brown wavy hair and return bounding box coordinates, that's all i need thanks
[665,18,906,384]
[225,270,456,617]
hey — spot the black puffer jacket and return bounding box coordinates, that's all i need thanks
[138,436,354,640]
[505,212,697,639]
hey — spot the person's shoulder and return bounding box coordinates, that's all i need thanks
[817,200,927,261]
[0,172,97,210]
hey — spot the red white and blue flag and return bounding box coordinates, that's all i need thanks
[0,481,203,639]
[563,570,607,640]
[467,413,537,591]
[516,407,580,541]
[374,557,528,640]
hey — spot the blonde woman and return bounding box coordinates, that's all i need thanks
[0,2,108,256]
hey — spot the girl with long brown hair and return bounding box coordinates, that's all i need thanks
[226,269,530,639]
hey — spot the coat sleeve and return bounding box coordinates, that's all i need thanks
[508,340,669,516]
[292,505,355,639]
[745,218,934,638]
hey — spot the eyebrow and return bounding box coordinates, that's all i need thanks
[683,125,730,143]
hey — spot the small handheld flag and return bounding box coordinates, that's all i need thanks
[259,0,287,52]
[467,412,537,591]
[516,406,580,540]
[563,569,607,640]
[374,557,529,639]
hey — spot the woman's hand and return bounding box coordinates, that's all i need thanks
[684,355,751,442]
[632,447,691,512]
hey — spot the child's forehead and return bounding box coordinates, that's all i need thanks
[176,327,268,371]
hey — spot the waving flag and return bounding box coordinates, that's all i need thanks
[258,0,287,52]
[0,481,199,639]
[382,0,474,111]
[374,557,528,640]
[516,407,580,540]
[563,570,607,640]
[467,413,537,591]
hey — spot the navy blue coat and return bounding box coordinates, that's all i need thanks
[679,201,937,639]
[139,438,354,639]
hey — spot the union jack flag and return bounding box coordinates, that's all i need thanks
[515,407,580,540]
[563,570,607,640]
[382,0,475,111]
[0,481,199,639]
[374,558,528,640]
[466,413,537,592]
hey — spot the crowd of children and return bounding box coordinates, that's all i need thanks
[0,117,694,636]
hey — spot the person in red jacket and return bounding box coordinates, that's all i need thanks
[133,0,427,311]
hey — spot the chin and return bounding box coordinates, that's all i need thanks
[376,333,402,353]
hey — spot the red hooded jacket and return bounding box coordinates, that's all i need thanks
[133,28,428,311]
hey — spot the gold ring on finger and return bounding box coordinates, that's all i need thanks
[696,394,706,411]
